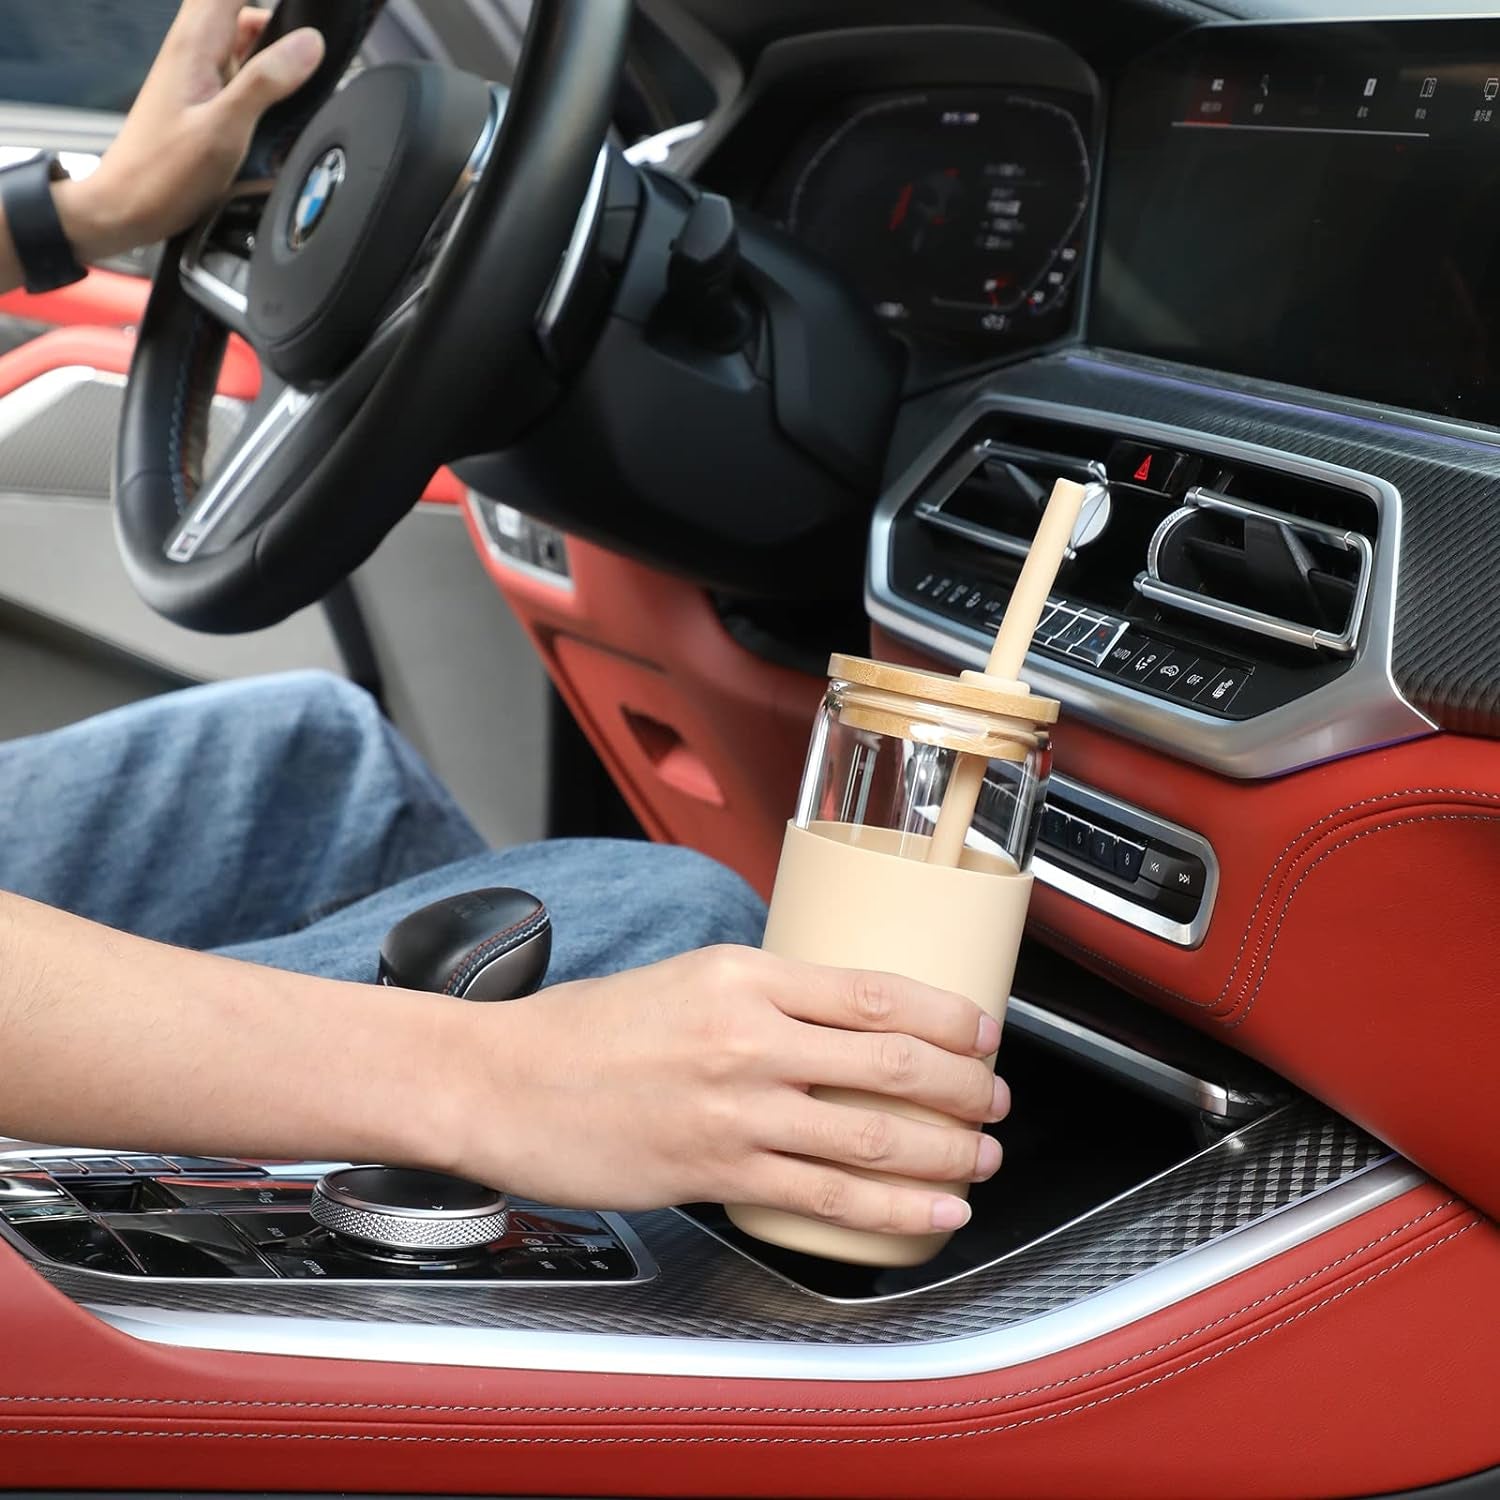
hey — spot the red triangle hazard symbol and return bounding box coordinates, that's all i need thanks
[1133,455,1153,483]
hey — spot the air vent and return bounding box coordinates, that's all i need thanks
[1137,488,1372,655]
[916,441,1110,563]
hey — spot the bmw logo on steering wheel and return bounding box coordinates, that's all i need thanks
[289,147,346,250]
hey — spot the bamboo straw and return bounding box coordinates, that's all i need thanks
[925,477,1088,866]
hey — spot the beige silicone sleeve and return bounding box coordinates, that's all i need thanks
[725,820,1032,1267]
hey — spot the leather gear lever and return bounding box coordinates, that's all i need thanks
[377,887,552,1001]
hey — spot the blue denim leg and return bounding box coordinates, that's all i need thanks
[214,838,768,984]
[0,671,486,949]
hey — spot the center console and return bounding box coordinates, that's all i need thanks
[0,1155,651,1286]
[0,998,1412,1379]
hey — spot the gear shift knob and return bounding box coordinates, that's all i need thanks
[378,887,552,1001]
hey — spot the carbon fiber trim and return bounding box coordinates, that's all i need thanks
[910,350,1500,735]
[41,1102,1387,1347]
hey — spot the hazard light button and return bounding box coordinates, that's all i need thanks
[1106,442,1197,498]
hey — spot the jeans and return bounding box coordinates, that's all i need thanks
[0,672,766,983]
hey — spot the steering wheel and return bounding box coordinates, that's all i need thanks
[113,0,629,633]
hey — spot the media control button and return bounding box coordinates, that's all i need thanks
[1144,649,1200,694]
[1087,828,1118,871]
[1040,806,1069,847]
[0,1174,68,1207]
[1141,849,1207,899]
[1100,631,1151,675]
[1063,816,1090,857]
[1115,840,1145,882]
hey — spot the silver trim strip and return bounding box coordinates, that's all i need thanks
[1005,997,1257,1119]
[0,1152,659,1291]
[1035,770,1218,947]
[867,394,1436,779]
[166,386,314,562]
[81,1160,1423,1379]
[536,144,610,343]
[464,489,575,593]
[1139,487,1372,656]
[179,181,268,332]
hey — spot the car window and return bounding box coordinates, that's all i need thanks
[0,0,177,113]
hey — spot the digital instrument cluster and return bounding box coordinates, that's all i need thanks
[759,88,1094,357]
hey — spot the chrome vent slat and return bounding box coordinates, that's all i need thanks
[1137,485,1373,657]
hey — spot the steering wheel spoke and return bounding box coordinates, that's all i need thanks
[163,382,313,562]
[179,186,267,340]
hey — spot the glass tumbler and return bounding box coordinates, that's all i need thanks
[726,654,1055,1267]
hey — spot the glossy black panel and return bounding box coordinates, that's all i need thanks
[103,1213,276,1279]
[1098,19,1500,427]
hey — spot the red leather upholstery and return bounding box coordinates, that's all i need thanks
[0,323,260,402]
[871,627,1500,1224]
[463,511,823,897]
[0,266,151,329]
[0,1183,1494,1495]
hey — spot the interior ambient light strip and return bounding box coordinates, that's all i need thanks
[80,1158,1421,1381]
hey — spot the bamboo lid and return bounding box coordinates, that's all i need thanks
[828,654,1060,727]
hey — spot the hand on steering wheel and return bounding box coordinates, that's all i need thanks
[113,0,628,634]
[57,2,325,265]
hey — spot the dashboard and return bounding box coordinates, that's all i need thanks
[757,86,1093,353]
[699,15,1500,427]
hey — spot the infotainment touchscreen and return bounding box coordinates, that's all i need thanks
[1093,22,1500,427]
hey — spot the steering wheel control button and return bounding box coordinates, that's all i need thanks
[311,1166,510,1253]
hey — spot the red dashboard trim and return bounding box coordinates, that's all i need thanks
[0,267,150,331]
[872,626,1500,1224]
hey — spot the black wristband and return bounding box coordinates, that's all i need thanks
[1,154,87,294]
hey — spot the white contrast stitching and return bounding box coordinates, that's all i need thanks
[1043,788,1500,1019]
[0,1199,1462,1423]
[0,1222,1475,1448]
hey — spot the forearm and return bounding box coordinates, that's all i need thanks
[0,174,136,297]
[0,890,476,1169]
